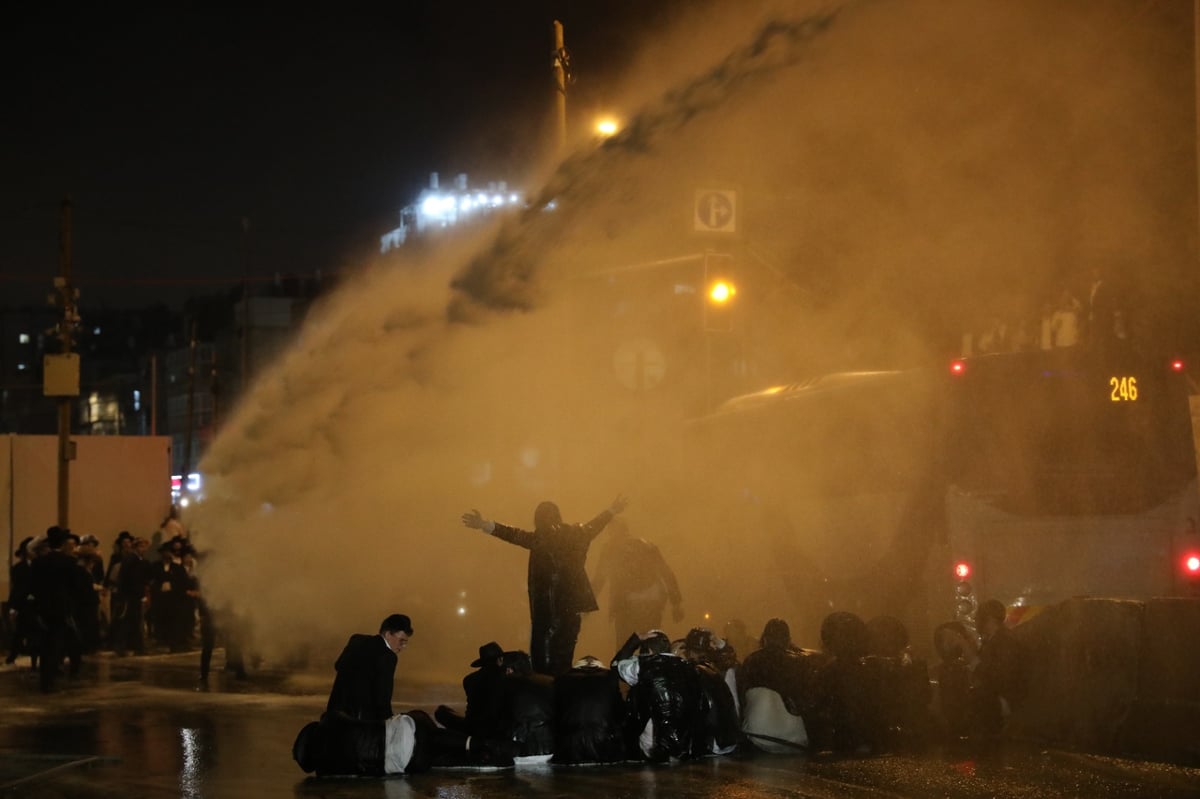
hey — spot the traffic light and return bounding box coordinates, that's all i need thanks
[1182,549,1200,596]
[703,252,736,332]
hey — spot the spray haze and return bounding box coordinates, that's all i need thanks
[189,0,1196,674]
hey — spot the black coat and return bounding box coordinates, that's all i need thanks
[30,550,87,622]
[625,654,702,762]
[499,671,555,756]
[325,634,398,722]
[692,662,740,756]
[293,715,386,777]
[462,665,507,737]
[552,665,627,764]
[492,510,612,619]
[738,645,825,716]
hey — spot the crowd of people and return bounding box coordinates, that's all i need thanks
[292,496,1027,777]
[294,603,1024,777]
[3,509,241,692]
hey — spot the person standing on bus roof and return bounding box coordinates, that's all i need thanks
[460,495,628,675]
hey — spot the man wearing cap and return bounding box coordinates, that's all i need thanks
[461,495,628,676]
[324,613,413,722]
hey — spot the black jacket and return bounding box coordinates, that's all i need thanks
[692,662,740,756]
[31,550,87,623]
[552,665,627,764]
[738,645,825,716]
[325,634,398,722]
[624,653,702,762]
[500,670,555,757]
[491,510,612,619]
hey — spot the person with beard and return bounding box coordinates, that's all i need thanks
[460,495,627,675]
[149,539,191,652]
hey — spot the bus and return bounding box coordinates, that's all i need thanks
[683,346,1200,647]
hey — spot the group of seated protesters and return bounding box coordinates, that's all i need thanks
[295,604,1029,777]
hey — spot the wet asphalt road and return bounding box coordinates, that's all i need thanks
[2,652,1198,799]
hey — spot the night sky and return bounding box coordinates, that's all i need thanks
[2,2,699,309]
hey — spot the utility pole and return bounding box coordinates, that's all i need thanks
[48,197,80,528]
[552,20,570,155]
[240,217,251,392]
[181,318,197,495]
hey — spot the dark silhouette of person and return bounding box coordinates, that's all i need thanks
[813,610,874,753]
[678,627,740,757]
[113,537,151,656]
[967,599,1025,740]
[497,649,556,758]
[863,614,933,752]
[613,629,703,762]
[148,539,191,652]
[30,526,88,692]
[592,517,684,650]
[738,618,823,752]
[932,619,975,741]
[6,537,37,667]
[551,654,628,764]
[461,495,627,675]
[435,640,508,738]
[324,613,413,722]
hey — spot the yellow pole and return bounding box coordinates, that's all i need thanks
[553,20,567,155]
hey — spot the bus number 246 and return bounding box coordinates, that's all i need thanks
[1110,376,1138,402]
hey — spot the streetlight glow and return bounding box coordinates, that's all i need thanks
[708,280,736,304]
[595,117,620,137]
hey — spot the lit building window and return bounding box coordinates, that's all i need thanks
[17,363,27,371]
[18,333,30,344]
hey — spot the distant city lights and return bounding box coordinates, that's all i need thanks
[171,472,203,504]
[381,173,526,253]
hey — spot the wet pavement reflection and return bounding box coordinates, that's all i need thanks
[2,652,1199,799]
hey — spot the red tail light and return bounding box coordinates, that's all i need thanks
[1171,359,1185,373]
[950,360,966,376]
[954,561,971,580]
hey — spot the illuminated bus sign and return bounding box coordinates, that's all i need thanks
[1109,375,1139,402]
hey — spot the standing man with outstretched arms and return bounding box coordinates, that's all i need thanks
[461,495,627,676]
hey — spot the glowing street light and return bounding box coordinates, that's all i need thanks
[595,116,620,138]
[708,279,736,304]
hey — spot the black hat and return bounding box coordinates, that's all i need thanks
[116,531,133,544]
[471,641,504,667]
[45,526,68,549]
[380,614,413,636]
